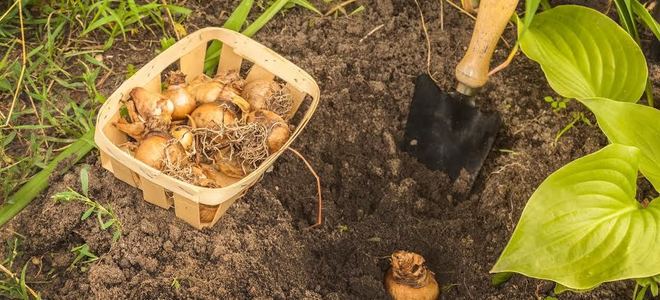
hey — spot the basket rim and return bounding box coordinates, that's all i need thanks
[93,27,320,205]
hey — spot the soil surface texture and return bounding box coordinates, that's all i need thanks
[3,0,659,299]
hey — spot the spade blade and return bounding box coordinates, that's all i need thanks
[403,74,500,180]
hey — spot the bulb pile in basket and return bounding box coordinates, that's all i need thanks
[113,70,293,188]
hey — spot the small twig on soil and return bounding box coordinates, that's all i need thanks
[463,277,474,299]
[324,0,356,16]
[488,43,519,76]
[25,85,49,148]
[413,0,440,83]
[95,66,114,89]
[161,0,181,40]
[0,263,40,299]
[445,0,476,20]
[288,147,323,228]
[268,86,294,117]
[359,24,385,43]
[440,0,445,30]
[604,0,613,14]
[2,0,27,127]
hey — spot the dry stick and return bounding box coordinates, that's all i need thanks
[2,0,27,128]
[25,85,49,148]
[445,0,476,20]
[461,0,476,14]
[440,0,445,31]
[95,66,114,89]
[488,42,519,76]
[604,0,613,14]
[324,0,357,16]
[0,1,18,23]
[0,0,18,120]
[161,0,181,40]
[359,24,385,43]
[0,263,40,299]
[413,0,440,83]
[287,147,323,228]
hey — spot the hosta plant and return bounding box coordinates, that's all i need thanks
[492,4,660,296]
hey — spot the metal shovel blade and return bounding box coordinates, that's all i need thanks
[403,74,500,180]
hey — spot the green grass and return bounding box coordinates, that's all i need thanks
[609,0,657,107]
[0,0,319,225]
[203,0,321,75]
[0,236,41,299]
[68,244,98,272]
[0,0,189,201]
[52,167,123,242]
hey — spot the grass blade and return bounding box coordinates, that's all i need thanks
[224,0,254,31]
[631,0,660,40]
[242,0,289,37]
[80,165,89,197]
[613,0,640,41]
[291,0,322,15]
[0,129,96,226]
[203,0,254,74]
[491,272,514,287]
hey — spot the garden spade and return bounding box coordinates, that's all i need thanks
[403,0,518,182]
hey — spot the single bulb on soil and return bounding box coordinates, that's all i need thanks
[384,250,440,300]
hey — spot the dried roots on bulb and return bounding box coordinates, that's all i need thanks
[241,80,293,116]
[192,121,271,179]
[247,110,291,154]
[134,133,188,171]
[384,250,440,300]
[113,68,297,188]
[214,70,246,91]
[268,86,294,117]
[190,102,238,129]
[223,121,272,172]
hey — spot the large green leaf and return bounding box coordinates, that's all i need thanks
[579,97,660,191]
[492,144,660,290]
[519,5,647,102]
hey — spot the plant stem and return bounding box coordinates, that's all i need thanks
[2,0,27,127]
[0,129,96,226]
[0,263,40,299]
[288,147,323,227]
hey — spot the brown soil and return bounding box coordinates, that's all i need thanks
[2,0,657,299]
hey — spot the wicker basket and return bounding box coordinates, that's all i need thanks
[94,28,320,229]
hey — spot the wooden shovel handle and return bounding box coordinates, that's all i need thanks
[455,0,518,95]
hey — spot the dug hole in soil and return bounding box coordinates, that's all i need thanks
[3,0,659,299]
